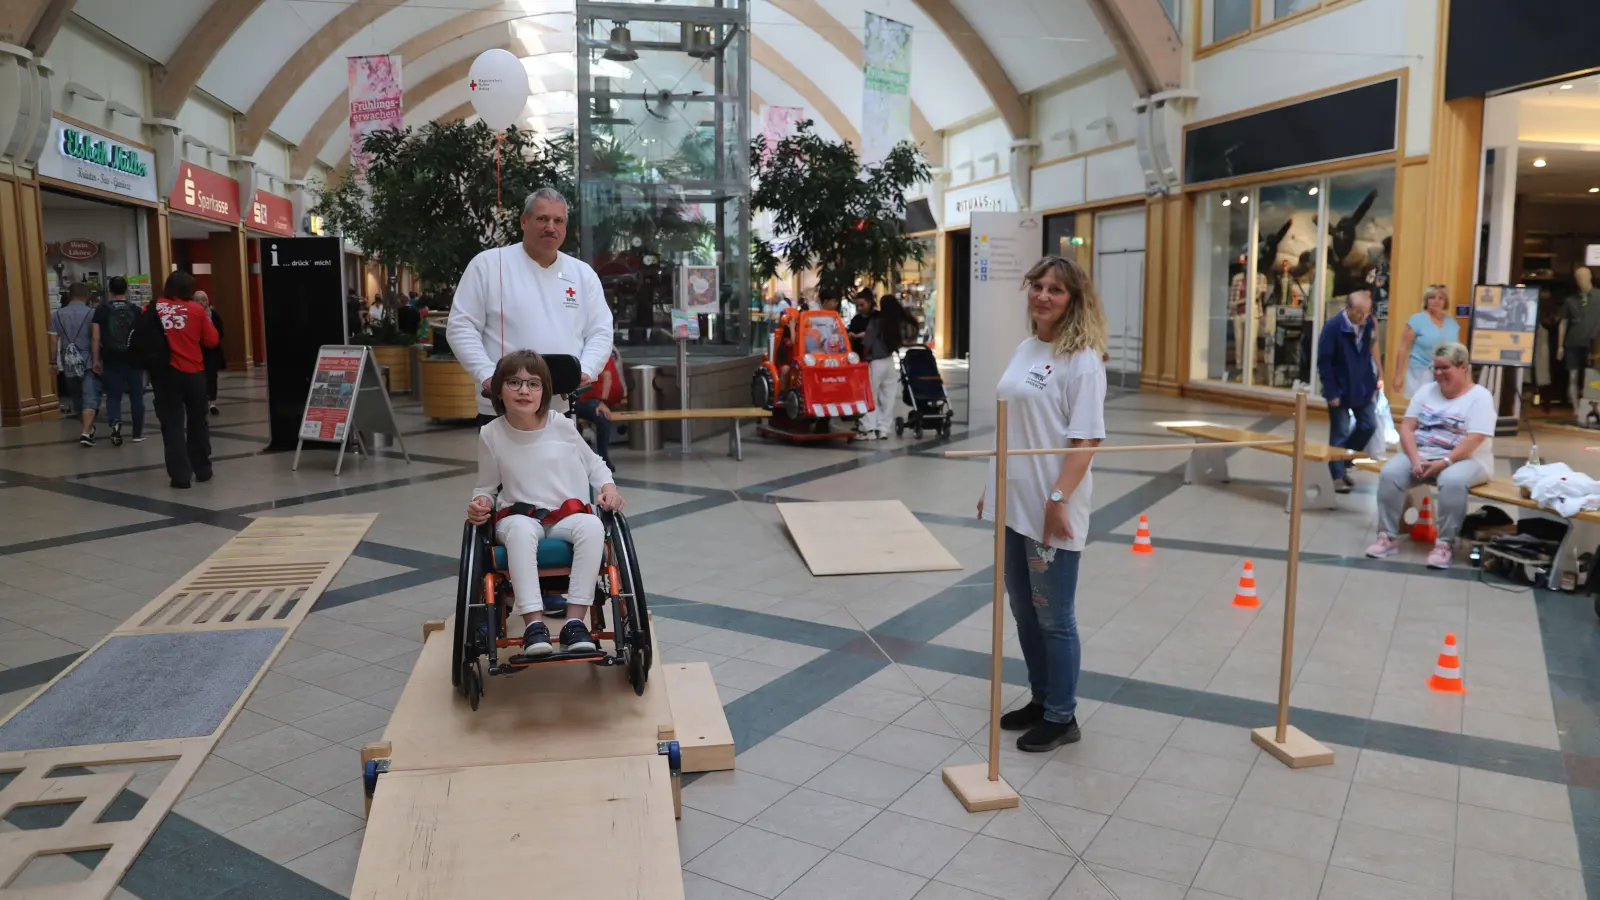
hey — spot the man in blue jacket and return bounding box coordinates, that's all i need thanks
[1317,290,1382,492]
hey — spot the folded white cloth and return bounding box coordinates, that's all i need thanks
[1512,462,1600,517]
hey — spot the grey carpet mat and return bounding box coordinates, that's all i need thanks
[0,628,286,752]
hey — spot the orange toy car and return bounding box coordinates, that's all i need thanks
[752,308,874,434]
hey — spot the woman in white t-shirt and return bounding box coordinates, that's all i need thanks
[1366,342,1493,569]
[977,256,1108,753]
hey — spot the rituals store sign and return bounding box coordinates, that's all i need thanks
[171,164,240,225]
[39,118,158,203]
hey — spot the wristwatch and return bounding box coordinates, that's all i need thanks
[1048,489,1065,503]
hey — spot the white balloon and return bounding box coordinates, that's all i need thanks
[467,49,531,132]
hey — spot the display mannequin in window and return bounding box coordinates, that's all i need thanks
[1562,266,1600,421]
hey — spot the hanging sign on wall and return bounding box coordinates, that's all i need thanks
[38,118,158,203]
[170,164,240,225]
[59,240,99,260]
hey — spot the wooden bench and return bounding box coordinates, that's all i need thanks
[1164,422,1362,511]
[607,407,772,461]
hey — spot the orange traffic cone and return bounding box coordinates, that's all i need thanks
[1427,632,1466,693]
[1233,561,1259,608]
[1411,496,1438,543]
[1131,514,1154,554]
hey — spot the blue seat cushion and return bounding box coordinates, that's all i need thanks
[490,539,574,572]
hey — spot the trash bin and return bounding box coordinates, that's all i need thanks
[628,364,662,454]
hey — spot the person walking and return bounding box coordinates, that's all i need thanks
[1316,290,1382,494]
[194,290,225,416]
[848,289,876,356]
[1392,285,1459,398]
[977,256,1107,752]
[857,295,912,440]
[89,276,146,446]
[447,187,613,426]
[49,282,97,445]
[148,272,219,488]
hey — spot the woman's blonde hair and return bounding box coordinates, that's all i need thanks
[1023,255,1107,358]
[1433,341,1470,368]
[1423,284,1449,310]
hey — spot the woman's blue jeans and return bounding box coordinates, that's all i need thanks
[1003,527,1082,724]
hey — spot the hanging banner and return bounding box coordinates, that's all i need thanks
[861,12,913,165]
[348,55,403,180]
[761,106,806,159]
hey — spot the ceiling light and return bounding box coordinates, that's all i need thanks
[1561,84,1575,90]
[1591,187,1599,193]
[1239,194,1249,204]
[1308,186,1319,196]
[603,23,638,62]
[1221,198,1231,207]
[1534,158,1548,167]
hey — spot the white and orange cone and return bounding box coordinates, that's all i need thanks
[1427,632,1466,693]
[1411,496,1439,543]
[1233,560,1259,608]
[1131,514,1154,554]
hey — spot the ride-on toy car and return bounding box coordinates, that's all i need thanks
[751,308,874,441]
[452,355,652,709]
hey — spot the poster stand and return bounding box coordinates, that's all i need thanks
[669,265,719,454]
[292,345,411,475]
[1469,284,1537,436]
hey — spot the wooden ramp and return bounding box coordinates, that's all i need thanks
[352,619,724,900]
[777,500,962,576]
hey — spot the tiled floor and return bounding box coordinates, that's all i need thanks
[0,367,1597,900]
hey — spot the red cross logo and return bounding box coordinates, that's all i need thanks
[566,287,576,299]
[469,80,478,91]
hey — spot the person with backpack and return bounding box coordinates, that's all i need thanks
[194,290,225,415]
[141,271,219,488]
[49,282,97,445]
[88,276,145,447]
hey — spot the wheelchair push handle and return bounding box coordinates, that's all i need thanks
[478,353,585,401]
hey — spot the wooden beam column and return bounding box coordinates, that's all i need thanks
[1140,195,1185,393]
[147,206,171,300]
[209,228,253,371]
[0,174,53,424]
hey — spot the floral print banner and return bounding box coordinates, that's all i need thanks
[348,55,403,181]
[861,13,912,165]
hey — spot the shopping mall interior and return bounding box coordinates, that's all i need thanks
[2,1,1600,899]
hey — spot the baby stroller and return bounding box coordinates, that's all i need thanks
[894,345,953,439]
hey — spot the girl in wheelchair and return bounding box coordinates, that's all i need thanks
[465,350,625,658]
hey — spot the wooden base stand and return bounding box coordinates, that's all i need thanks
[1250,725,1334,769]
[941,763,1020,812]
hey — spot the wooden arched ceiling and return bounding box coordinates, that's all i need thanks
[749,34,859,148]
[6,0,72,52]
[909,0,1028,139]
[151,0,264,120]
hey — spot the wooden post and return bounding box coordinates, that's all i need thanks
[942,399,1021,811]
[1251,391,1334,768]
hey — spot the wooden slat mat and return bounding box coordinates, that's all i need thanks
[0,514,375,899]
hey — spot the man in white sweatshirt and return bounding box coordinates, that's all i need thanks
[447,187,614,424]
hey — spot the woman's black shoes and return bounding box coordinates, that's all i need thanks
[1017,717,1080,753]
[1000,702,1045,731]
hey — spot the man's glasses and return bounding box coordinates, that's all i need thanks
[1432,365,1457,373]
[504,378,542,393]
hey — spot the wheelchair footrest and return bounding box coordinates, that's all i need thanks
[503,648,614,667]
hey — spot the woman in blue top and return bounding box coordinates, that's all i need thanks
[1392,284,1459,398]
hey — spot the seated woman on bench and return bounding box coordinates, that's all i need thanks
[466,350,626,656]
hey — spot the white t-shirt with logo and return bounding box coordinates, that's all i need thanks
[982,340,1108,551]
[1407,382,1496,473]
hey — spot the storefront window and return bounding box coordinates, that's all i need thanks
[1324,169,1395,378]
[1043,215,1075,259]
[898,235,937,345]
[1190,191,1252,383]
[1255,181,1321,390]
[1266,0,1318,23]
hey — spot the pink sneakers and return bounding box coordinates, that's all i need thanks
[1426,541,1453,569]
[1365,533,1399,559]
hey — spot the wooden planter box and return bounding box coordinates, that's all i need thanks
[369,344,413,393]
[420,356,480,421]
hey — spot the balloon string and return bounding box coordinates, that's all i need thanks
[497,132,504,360]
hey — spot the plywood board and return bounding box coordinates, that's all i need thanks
[777,501,962,576]
[351,756,684,900]
[663,663,734,772]
[380,619,674,773]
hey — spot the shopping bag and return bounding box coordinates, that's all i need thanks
[1366,390,1397,459]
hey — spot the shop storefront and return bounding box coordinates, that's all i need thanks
[167,162,253,369]
[36,116,159,308]
[244,189,295,365]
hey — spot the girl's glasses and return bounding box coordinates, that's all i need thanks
[504,378,542,393]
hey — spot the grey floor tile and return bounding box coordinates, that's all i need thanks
[935,835,1076,900]
[319,663,410,701]
[1452,848,1586,900]
[1052,732,1163,778]
[217,709,283,746]
[894,700,990,740]
[1143,746,1253,798]
[283,828,363,896]
[853,725,965,773]
[1084,817,1212,886]
[172,773,308,834]
[225,797,364,863]
[273,649,368,684]
[889,774,999,833]
[1340,783,1456,844]
[778,708,888,753]
[1352,750,1458,802]
[1192,841,1325,900]
[679,807,742,864]
[686,825,830,898]
[1165,718,1265,764]
[805,754,925,809]
[316,778,369,819]
[1114,780,1233,839]
[1317,865,1451,900]
[213,724,332,773]
[840,810,976,877]
[1053,864,1187,900]
[684,871,766,900]
[1021,761,1137,815]
[1459,708,1561,750]
[980,798,1106,857]
[176,755,253,802]
[824,683,929,723]
[1215,799,1337,862]
[914,883,993,900]
[244,683,353,724]
[777,852,926,900]
[1084,704,1183,745]
[291,700,393,744]
[684,769,797,823]
[751,787,881,850]
[1454,803,1581,870]
[736,736,846,785]
[1236,766,1350,819]
[1328,822,1454,890]
[260,743,360,797]
[1454,767,1572,824]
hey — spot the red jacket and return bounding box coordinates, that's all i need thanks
[156,299,220,374]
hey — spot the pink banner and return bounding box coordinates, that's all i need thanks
[761,106,806,159]
[348,55,402,180]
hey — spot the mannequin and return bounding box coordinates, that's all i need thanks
[1563,266,1600,420]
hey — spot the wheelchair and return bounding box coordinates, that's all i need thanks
[451,354,653,709]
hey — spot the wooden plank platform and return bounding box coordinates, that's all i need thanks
[1164,422,1356,463]
[1352,460,1600,524]
[777,500,962,576]
[352,756,684,900]
[609,407,772,421]
[1164,422,1352,512]
[664,663,734,772]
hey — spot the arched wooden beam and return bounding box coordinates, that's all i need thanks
[909,0,1028,139]
[151,0,265,120]
[20,0,73,53]
[1084,0,1180,95]
[749,34,859,148]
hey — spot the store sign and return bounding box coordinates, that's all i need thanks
[59,239,98,260]
[942,180,1017,230]
[170,164,240,225]
[248,190,294,236]
[37,118,158,203]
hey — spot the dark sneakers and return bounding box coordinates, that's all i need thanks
[559,619,597,653]
[1017,717,1080,753]
[1000,702,1046,731]
[110,422,123,447]
[542,595,569,616]
[522,621,554,657]
[79,427,95,447]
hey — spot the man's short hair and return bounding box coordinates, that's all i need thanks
[522,187,569,218]
[109,276,127,296]
[68,282,90,302]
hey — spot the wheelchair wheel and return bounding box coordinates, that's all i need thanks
[607,512,652,695]
[453,522,480,688]
[463,658,483,711]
